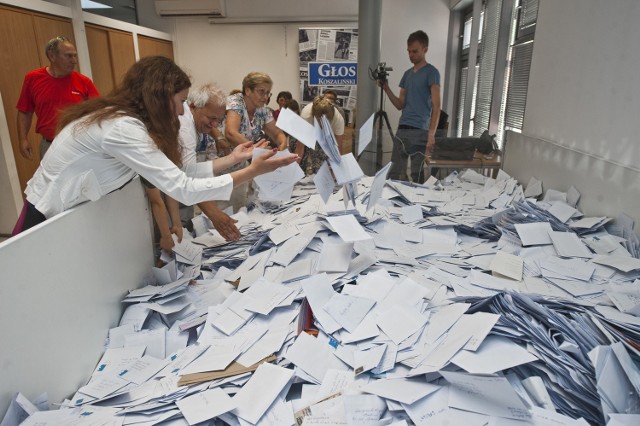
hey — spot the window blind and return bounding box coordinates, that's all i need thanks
[504,40,534,130]
[473,0,502,137]
[456,67,468,137]
[519,0,538,34]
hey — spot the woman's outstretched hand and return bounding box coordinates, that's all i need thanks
[251,148,299,175]
[229,147,300,186]
[231,140,291,164]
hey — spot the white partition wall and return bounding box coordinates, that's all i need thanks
[0,179,154,414]
[506,0,640,230]
[504,131,640,229]
[524,0,640,171]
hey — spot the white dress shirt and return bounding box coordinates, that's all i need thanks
[26,115,233,218]
[179,102,199,168]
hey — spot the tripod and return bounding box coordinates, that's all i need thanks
[373,81,396,171]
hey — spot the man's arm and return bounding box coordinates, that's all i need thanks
[17,111,34,160]
[197,201,240,241]
[381,81,406,111]
[426,84,441,153]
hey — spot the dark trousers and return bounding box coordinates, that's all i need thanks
[11,201,46,236]
[389,126,428,184]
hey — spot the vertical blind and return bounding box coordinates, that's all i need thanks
[473,0,503,137]
[504,40,534,130]
[454,0,539,141]
[519,0,539,35]
[457,67,468,137]
[470,65,479,136]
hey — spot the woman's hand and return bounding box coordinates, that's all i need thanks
[250,148,300,175]
[170,224,183,243]
[160,225,182,253]
[159,235,175,253]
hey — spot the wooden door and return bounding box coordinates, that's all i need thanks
[108,30,135,87]
[0,6,74,191]
[86,25,115,95]
[138,35,174,60]
[86,24,135,93]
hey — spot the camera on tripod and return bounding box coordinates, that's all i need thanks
[371,62,393,83]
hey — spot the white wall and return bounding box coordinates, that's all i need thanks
[505,0,640,228]
[504,132,640,230]
[170,0,450,132]
[0,179,154,415]
[173,20,310,104]
[132,0,361,111]
[524,0,640,170]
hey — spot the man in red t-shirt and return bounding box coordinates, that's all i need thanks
[16,36,99,160]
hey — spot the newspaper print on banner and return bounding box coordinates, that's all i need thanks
[299,28,358,125]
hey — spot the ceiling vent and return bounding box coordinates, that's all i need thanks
[155,0,225,17]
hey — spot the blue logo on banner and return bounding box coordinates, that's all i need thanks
[308,62,357,86]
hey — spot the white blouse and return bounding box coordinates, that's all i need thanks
[26,115,233,218]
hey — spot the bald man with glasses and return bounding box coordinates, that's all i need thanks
[17,36,99,160]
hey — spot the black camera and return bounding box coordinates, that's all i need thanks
[371,62,393,82]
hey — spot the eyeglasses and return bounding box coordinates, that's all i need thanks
[254,88,271,98]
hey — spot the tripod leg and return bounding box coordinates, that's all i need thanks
[380,111,398,169]
[372,111,383,128]
[381,112,395,141]
[374,111,385,169]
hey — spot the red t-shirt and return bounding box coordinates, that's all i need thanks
[16,67,99,141]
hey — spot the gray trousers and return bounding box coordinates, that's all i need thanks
[389,128,428,184]
[40,138,52,160]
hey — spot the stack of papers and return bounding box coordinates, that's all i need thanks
[10,165,640,426]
